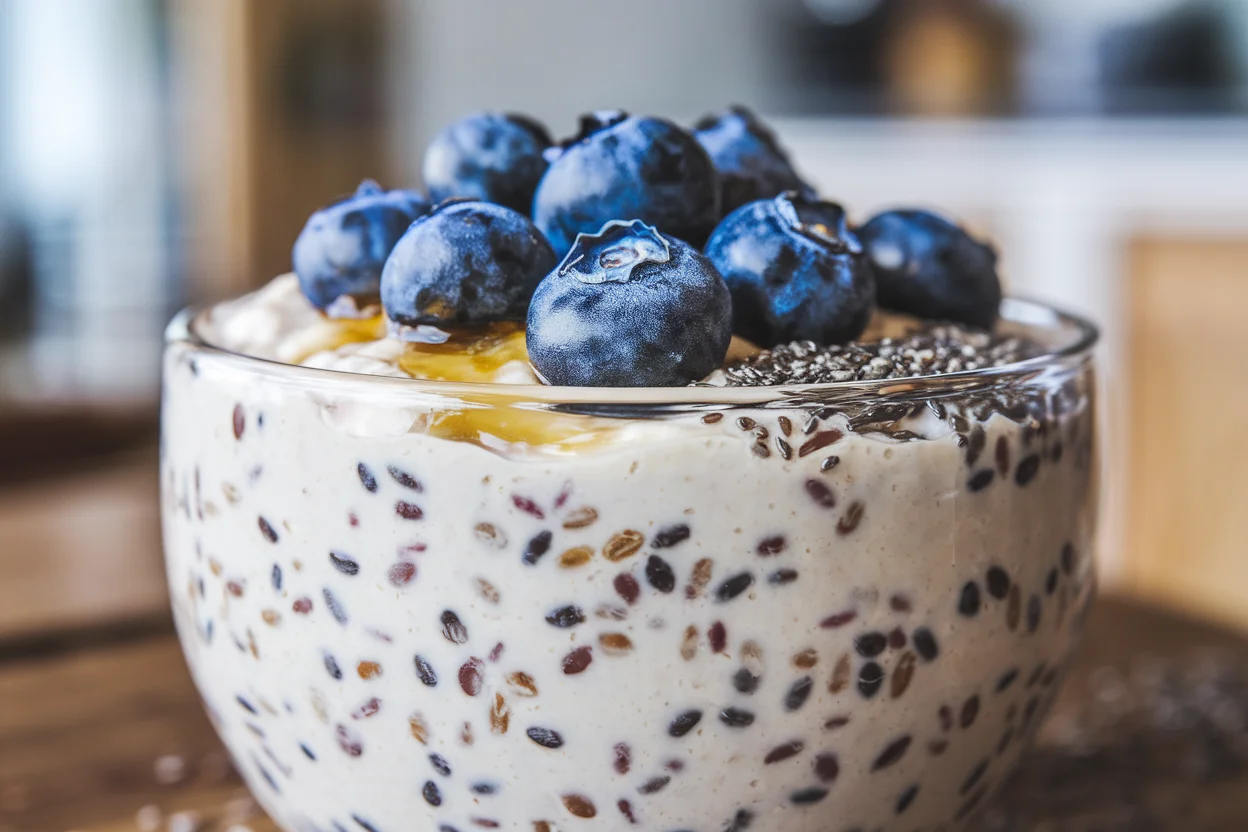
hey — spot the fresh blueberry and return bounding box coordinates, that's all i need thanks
[705,193,875,347]
[380,199,556,328]
[858,210,1001,329]
[526,220,732,387]
[533,111,720,258]
[423,112,553,214]
[693,105,809,215]
[292,180,430,314]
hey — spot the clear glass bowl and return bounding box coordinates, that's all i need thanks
[161,298,1098,832]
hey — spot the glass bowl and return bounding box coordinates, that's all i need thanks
[161,297,1098,832]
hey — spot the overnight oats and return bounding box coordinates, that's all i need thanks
[161,107,1099,832]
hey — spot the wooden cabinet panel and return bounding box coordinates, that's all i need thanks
[1124,238,1248,629]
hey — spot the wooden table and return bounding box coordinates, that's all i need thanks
[3,597,1247,832]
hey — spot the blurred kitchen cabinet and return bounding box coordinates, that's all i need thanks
[1123,238,1248,630]
[173,0,396,301]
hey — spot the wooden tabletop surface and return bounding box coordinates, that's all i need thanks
[3,596,1248,832]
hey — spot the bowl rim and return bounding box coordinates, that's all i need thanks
[166,296,1099,408]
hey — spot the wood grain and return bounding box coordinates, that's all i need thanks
[0,447,167,641]
[3,599,1247,832]
[0,635,277,832]
[1123,238,1248,631]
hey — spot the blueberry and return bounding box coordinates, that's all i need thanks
[705,193,875,347]
[526,220,732,387]
[380,200,556,328]
[423,112,553,214]
[533,111,720,257]
[858,210,1001,329]
[292,180,430,313]
[693,105,809,215]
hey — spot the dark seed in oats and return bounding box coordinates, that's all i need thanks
[388,561,416,587]
[958,582,981,617]
[961,759,989,795]
[961,695,980,728]
[423,780,443,806]
[702,413,723,424]
[271,564,282,591]
[613,742,631,774]
[429,752,451,776]
[764,740,804,764]
[736,416,756,431]
[232,405,245,439]
[1015,454,1041,486]
[769,568,798,585]
[820,455,841,473]
[708,621,727,653]
[814,753,839,783]
[562,646,593,675]
[986,566,1011,599]
[1061,542,1076,575]
[324,653,343,680]
[441,610,469,644]
[837,502,864,535]
[829,654,852,693]
[756,536,786,557]
[414,655,438,687]
[785,677,814,711]
[778,416,793,436]
[545,605,585,628]
[715,572,754,602]
[522,530,553,566]
[896,784,920,814]
[1027,595,1042,633]
[1046,567,1059,595]
[652,524,691,548]
[668,709,703,737]
[790,787,829,805]
[996,669,1019,692]
[258,517,279,543]
[968,470,995,492]
[820,610,856,629]
[616,799,637,824]
[614,573,641,604]
[855,631,887,658]
[720,707,755,727]
[804,479,837,509]
[329,551,359,576]
[908,628,938,658]
[458,658,484,695]
[526,727,563,748]
[511,495,545,519]
[639,776,670,795]
[387,465,423,491]
[323,588,348,625]
[395,501,423,520]
[858,662,884,698]
[892,651,917,698]
[871,735,912,771]
[733,668,761,694]
[646,555,676,593]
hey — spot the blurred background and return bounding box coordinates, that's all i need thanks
[1,0,1247,648]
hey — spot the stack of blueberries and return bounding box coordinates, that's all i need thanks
[293,107,1001,387]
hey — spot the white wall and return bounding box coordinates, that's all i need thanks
[389,0,783,184]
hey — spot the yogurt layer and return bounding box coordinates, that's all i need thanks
[163,277,1098,831]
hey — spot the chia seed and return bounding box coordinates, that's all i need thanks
[716,324,1045,387]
